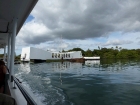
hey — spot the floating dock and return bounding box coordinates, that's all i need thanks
[84,57,100,60]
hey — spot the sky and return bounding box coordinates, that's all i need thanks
[14,0,140,55]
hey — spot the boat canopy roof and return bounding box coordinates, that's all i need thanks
[0,0,38,48]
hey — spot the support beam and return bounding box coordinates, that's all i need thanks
[7,33,11,69]
[10,18,17,82]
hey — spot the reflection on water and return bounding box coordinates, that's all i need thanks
[85,60,100,66]
[14,60,140,105]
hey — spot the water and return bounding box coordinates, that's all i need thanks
[14,59,140,105]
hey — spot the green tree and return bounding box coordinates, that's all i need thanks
[15,54,21,60]
[116,46,118,50]
[98,46,100,50]
[85,49,93,57]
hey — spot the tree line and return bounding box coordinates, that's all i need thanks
[1,46,140,60]
[0,54,20,60]
[63,47,140,59]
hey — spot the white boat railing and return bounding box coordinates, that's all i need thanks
[13,76,37,105]
[5,67,37,105]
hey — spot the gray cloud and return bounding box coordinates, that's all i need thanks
[19,0,140,45]
[101,40,133,46]
[136,37,140,40]
[137,41,140,44]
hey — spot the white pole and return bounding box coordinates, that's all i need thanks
[7,34,11,69]
[3,45,6,62]
[10,18,17,82]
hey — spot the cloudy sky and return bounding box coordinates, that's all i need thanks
[15,0,140,55]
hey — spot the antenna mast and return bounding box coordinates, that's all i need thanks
[60,35,62,52]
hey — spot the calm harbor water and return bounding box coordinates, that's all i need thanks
[14,59,140,105]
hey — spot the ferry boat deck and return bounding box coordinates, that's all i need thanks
[0,0,38,105]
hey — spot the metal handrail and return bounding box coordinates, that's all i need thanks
[13,76,37,105]
[5,66,37,105]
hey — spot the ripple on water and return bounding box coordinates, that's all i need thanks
[14,61,140,105]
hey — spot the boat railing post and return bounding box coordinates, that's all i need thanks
[13,78,16,89]
[7,33,11,69]
[10,18,18,84]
